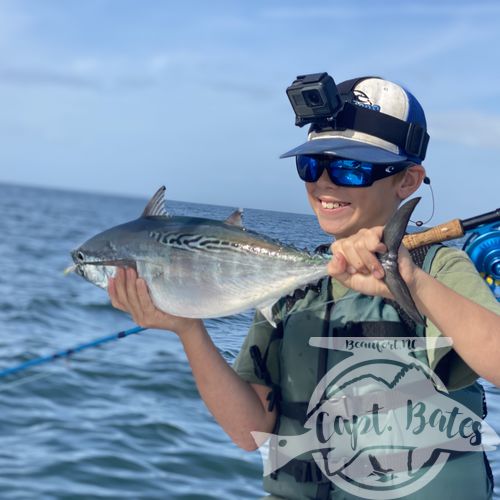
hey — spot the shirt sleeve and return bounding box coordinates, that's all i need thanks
[425,246,500,390]
[232,310,279,387]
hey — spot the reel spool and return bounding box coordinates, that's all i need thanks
[462,222,500,301]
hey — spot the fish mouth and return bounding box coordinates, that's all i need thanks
[71,250,137,268]
[65,259,137,277]
[65,259,138,290]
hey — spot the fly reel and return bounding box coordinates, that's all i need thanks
[463,222,500,301]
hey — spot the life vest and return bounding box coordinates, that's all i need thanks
[250,245,493,500]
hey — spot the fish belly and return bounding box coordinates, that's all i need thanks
[136,248,327,318]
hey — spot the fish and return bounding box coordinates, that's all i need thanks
[68,187,423,325]
[68,186,329,325]
[378,197,425,325]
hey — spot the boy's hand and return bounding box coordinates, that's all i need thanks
[327,227,418,298]
[108,267,201,336]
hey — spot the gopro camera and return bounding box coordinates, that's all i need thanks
[286,72,344,127]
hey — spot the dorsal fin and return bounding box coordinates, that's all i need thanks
[141,186,168,217]
[224,208,244,227]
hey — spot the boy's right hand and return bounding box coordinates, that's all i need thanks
[108,267,202,336]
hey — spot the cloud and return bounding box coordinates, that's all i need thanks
[0,66,100,89]
[0,50,206,91]
[428,110,500,149]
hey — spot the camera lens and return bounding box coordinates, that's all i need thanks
[303,89,324,108]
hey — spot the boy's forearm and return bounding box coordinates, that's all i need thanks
[178,322,276,450]
[410,268,500,386]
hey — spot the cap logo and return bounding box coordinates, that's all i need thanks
[352,90,381,112]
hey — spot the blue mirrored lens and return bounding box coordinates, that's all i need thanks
[296,155,322,182]
[329,160,372,186]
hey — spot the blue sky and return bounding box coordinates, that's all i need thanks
[0,0,499,223]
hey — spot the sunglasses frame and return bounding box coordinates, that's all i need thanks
[295,155,414,187]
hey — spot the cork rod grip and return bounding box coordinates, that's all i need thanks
[403,219,465,250]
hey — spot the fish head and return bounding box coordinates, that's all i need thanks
[70,219,148,288]
[68,186,175,289]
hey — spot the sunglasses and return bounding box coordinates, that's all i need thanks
[296,155,411,187]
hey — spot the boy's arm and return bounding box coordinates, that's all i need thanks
[408,264,500,386]
[328,227,500,387]
[108,268,277,451]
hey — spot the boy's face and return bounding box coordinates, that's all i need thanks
[305,169,402,238]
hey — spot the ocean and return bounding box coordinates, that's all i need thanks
[0,182,498,499]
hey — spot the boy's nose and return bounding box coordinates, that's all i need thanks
[316,169,337,187]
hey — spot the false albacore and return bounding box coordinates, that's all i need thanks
[67,187,328,325]
[67,187,423,325]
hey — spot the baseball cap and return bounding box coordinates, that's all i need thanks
[280,77,429,164]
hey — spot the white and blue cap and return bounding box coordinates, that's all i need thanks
[280,77,429,164]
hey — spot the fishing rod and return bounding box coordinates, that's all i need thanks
[1,207,499,381]
[403,207,500,249]
[0,326,146,379]
[404,207,500,301]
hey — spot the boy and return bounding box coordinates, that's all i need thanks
[108,75,500,499]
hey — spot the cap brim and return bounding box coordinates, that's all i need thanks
[280,137,407,164]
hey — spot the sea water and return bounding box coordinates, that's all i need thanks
[0,183,498,499]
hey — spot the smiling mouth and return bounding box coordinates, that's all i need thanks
[320,200,351,210]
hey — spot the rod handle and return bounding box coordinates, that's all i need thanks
[403,219,464,250]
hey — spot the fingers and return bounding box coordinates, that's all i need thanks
[330,227,387,280]
[125,267,143,320]
[108,267,143,319]
[328,251,348,277]
[108,270,127,312]
[107,267,199,335]
[136,278,158,317]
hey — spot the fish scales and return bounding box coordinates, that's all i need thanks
[70,188,328,322]
[139,223,327,318]
[69,187,424,325]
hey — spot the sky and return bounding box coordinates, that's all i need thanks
[0,0,499,223]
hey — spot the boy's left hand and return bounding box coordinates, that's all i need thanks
[327,226,418,298]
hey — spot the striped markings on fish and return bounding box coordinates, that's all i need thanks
[68,186,424,326]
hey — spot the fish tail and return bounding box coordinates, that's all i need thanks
[383,197,421,253]
[383,198,425,326]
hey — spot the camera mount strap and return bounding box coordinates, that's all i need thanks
[332,101,430,160]
[310,75,430,161]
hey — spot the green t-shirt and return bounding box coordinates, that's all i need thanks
[233,247,500,391]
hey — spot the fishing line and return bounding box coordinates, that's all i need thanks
[0,263,488,387]
[0,370,55,393]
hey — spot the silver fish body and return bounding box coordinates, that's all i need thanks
[71,187,328,321]
[70,187,423,325]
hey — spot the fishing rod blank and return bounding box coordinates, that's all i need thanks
[0,326,146,379]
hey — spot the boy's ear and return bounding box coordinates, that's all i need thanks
[397,165,426,199]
